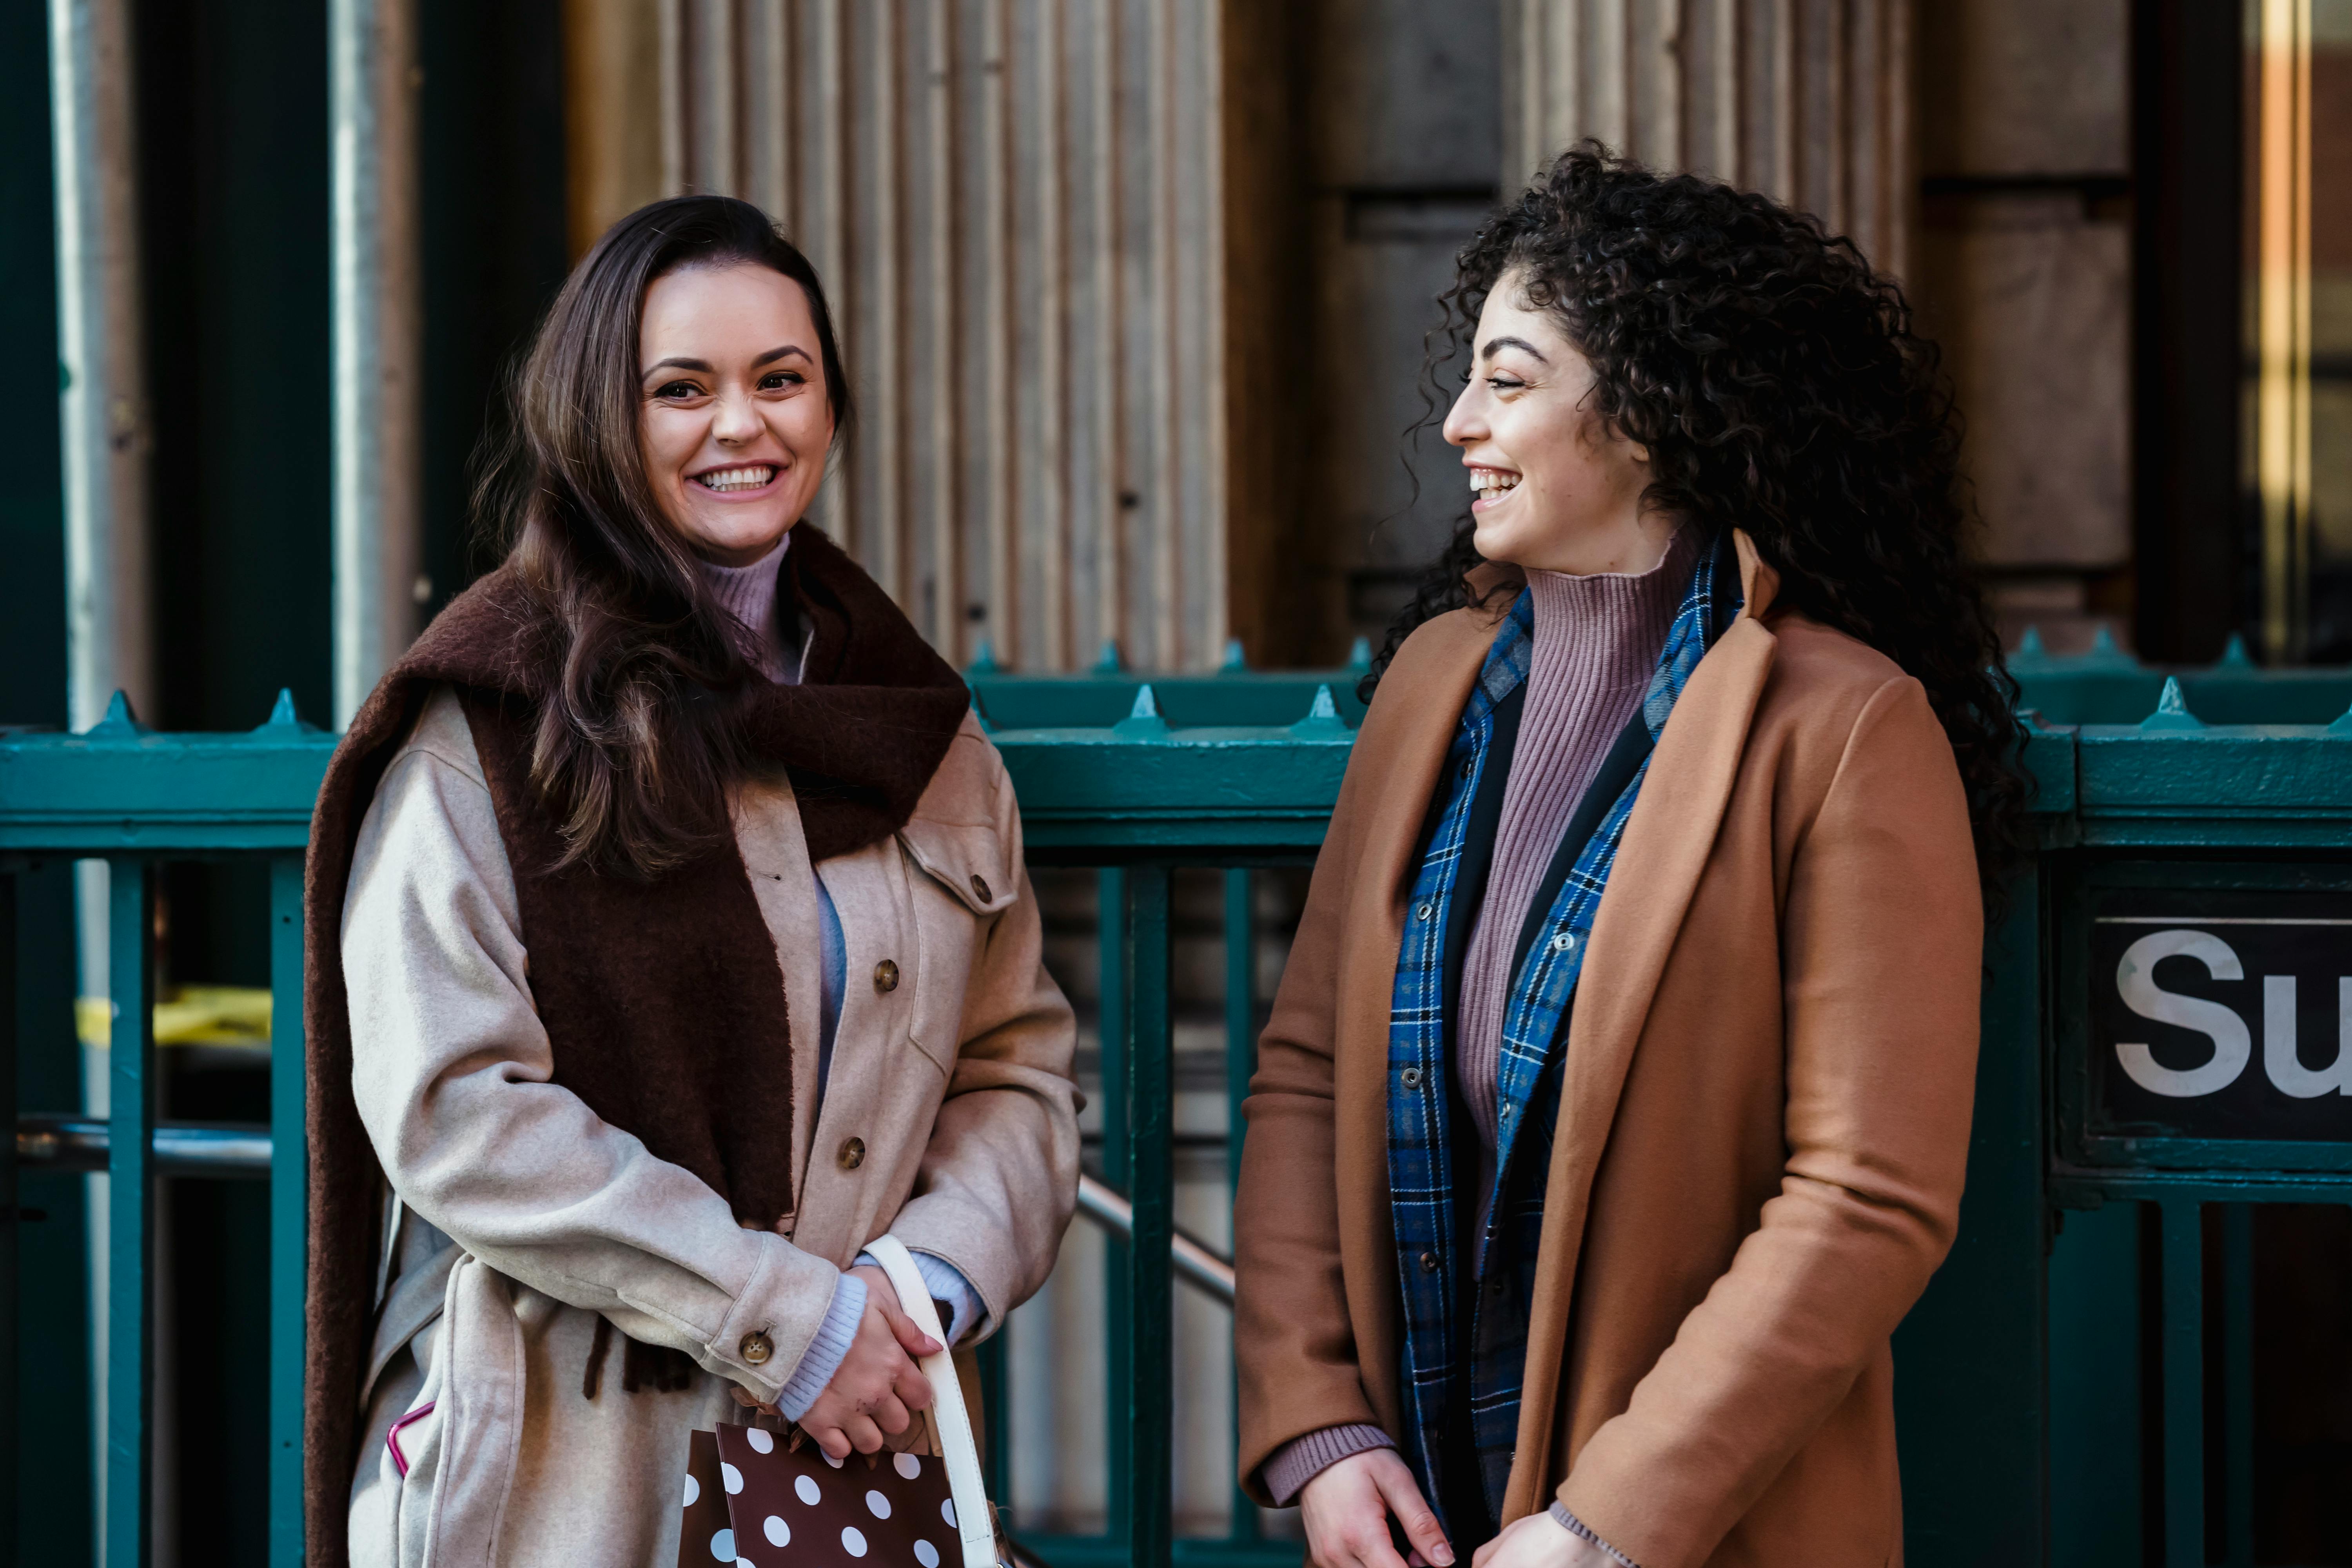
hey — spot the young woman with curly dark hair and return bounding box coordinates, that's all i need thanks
[1232,145,2020,1568]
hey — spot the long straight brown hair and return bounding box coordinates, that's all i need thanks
[473,194,855,878]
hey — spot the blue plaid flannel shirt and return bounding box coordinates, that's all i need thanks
[1383,543,1727,1526]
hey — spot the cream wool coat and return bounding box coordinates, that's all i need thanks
[341,688,1080,1568]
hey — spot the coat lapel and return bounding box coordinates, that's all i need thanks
[1501,532,1782,1522]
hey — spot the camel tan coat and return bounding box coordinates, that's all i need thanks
[1233,535,1981,1568]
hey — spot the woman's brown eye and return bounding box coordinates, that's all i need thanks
[655,381,697,399]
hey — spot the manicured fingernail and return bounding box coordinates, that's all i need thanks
[1434,1548,1454,1564]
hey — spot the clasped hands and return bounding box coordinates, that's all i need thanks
[736,1262,940,1461]
[1298,1448,1617,1568]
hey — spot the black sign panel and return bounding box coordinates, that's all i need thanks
[2085,887,2352,1145]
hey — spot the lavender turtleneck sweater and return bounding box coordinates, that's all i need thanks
[1452,524,1697,1160]
[1255,530,1695,1562]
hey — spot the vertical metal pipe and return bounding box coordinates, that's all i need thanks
[1121,864,1174,1568]
[2158,1200,2204,1568]
[332,0,424,729]
[2220,1205,2253,1568]
[105,860,154,1568]
[49,0,152,737]
[1657,0,1686,172]
[1221,867,1257,1543]
[745,0,794,221]
[1824,0,1849,238]
[1094,866,1131,1543]
[267,857,310,1568]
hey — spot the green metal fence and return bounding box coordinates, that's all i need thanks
[5,635,2352,1567]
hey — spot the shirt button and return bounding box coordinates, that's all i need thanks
[838,1137,867,1171]
[1416,902,1434,921]
[1552,932,1575,953]
[874,959,900,993]
[1401,1067,1424,1089]
[969,873,993,902]
[1419,1251,1440,1274]
[740,1331,774,1365]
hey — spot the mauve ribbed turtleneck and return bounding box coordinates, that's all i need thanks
[697,532,797,683]
[1453,524,1699,1152]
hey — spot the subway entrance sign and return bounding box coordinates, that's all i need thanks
[2060,866,2352,1171]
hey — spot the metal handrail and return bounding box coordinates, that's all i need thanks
[1078,1173,1235,1305]
[12,1116,1239,1303]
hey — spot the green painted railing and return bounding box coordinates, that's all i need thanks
[6,636,2352,1568]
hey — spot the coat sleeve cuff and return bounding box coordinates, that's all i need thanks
[1259,1423,1395,1506]
[775,1273,867,1421]
[1548,1503,1637,1567]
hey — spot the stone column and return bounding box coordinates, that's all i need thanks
[1500,0,1915,281]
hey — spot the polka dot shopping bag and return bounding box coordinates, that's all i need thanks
[682,1237,1005,1568]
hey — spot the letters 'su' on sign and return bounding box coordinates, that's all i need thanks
[2091,892,2352,1144]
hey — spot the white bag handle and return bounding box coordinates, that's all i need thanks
[863,1236,999,1568]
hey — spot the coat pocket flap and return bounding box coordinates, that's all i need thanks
[897,819,1016,916]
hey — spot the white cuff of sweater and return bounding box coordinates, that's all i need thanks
[854,1248,982,1343]
[775,1272,867,1421]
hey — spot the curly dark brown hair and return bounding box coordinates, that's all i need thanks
[1366,142,2029,906]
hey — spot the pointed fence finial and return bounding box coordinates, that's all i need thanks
[1288,684,1352,740]
[2328,699,2352,737]
[88,690,141,736]
[1092,640,1125,675]
[965,640,1002,676]
[2218,633,2254,668]
[1346,637,1373,672]
[2140,676,2207,731]
[2014,626,2047,661]
[1220,637,1248,672]
[1112,682,1171,740]
[2081,624,2137,668]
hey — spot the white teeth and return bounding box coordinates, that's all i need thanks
[1470,469,1521,499]
[697,464,778,492]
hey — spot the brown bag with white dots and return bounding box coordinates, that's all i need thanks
[679,1238,1003,1568]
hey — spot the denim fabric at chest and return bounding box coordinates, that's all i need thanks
[1384,542,1728,1528]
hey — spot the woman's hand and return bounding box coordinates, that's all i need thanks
[1468,1511,1615,1568]
[1299,1448,1454,1568]
[799,1263,940,1459]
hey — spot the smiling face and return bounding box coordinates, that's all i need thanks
[1441,271,1675,575]
[637,262,836,566]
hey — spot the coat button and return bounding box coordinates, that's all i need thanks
[969,873,993,902]
[1416,902,1434,921]
[838,1137,867,1171]
[740,1331,774,1365]
[1419,1251,1440,1274]
[1401,1067,1424,1089]
[874,959,900,993]
[1552,932,1576,953]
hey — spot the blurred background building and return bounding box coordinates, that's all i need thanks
[8,1,2352,1564]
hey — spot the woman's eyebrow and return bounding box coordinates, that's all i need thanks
[643,356,713,376]
[751,344,813,367]
[1479,334,1550,363]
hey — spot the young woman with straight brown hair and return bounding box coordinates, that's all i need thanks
[1234,146,2022,1568]
[303,195,1080,1568]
